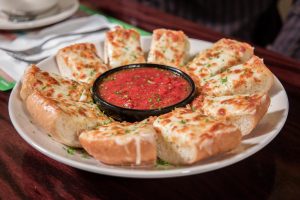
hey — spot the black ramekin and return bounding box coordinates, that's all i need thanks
[92,63,196,122]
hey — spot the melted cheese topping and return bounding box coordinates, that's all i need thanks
[57,43,109,84]
[147,29,190,68]
[105,26,145,68]
[192,94,267,116]
[202,56,272,96]
[81,120,156,165]
[184,38,253,86]
[56,99,109,120]
[26,65,91,102]
[84,120,155,141]
[153,108,238,145]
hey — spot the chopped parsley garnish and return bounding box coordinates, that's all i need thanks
[220,68,227,73]
[131,54,137,59]
[62,147,91,158]
[131,34,137,40]
[101,119,113,125]
[191,106,196,112]
[131,125,138,132]
[221,77,228,84]
[71,84,77,90]
[81,151,90,159]
[63,146,75,155]
[180,119,186,124]
[77,149,91,159]
[117,38,124,43]
[125,129,130,134]
[89,70,96,76]
[41,85,47,90]
[156,158,172,167]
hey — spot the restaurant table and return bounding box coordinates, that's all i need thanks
[1,0,300,199]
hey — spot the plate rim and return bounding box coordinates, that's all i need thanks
[8,37,289,178]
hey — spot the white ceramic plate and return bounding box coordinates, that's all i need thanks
[0,0,79,30]
[9,37,289,178]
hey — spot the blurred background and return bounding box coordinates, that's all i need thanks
[134,0,299,61]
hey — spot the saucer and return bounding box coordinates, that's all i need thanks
[0,0,79,30]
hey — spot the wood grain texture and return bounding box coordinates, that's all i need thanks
[0,0,300,199]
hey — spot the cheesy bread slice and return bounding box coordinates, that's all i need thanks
[153,108,241,165]
[184,38,254,87]
[26,91,112,147]
[104,26,145,68]
[79,119,157,166]
[147,29,190,68]
[20,65,91,102]
[191,93,270,136]
[201,56,274,96]
[56,43,109,84]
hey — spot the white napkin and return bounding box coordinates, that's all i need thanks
[0,15,114,80]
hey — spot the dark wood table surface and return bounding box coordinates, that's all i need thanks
[1,0,300,199]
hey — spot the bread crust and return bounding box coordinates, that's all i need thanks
[79,122,157,166]
[20,65,37,100]
[26,91,110,147]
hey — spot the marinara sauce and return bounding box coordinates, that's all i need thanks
[98,67,191,110]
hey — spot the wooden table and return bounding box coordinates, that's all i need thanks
[1,0,300,199]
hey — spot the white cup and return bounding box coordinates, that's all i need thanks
[0,0,58,15]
